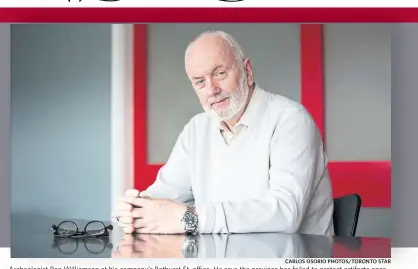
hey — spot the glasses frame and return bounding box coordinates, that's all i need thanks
[51,220,113,239]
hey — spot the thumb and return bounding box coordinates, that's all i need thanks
[124,189,140,197]
[138,191,152,199]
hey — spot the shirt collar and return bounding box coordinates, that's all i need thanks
[219,84,263,132]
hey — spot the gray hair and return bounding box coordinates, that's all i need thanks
[185,30,246,70]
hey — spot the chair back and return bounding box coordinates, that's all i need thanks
[333,194,362,236]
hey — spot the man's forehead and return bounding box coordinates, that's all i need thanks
[186,39,234,76]
[186,57,229,79]
[189,51,226,67]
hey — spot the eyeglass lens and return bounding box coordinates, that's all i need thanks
[85,221,106,236]
[57,221,78,236]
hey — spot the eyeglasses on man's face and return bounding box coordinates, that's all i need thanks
[50,220,113,238]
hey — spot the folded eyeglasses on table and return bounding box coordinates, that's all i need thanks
[51,220,113,238]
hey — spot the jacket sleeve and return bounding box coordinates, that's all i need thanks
[141,122,194,205]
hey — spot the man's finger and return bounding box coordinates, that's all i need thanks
[117,217,132,228]
[135,227,153,234]
[133,218,147,229]
[130,207,145,218]
[139,191,152,198]
[118,216,134,225]
[117,202,133,211]
[114,210,132,219]
[123,225,135,234]
[125,189,140,197]
[119,196,151,208]
[118,222,130,228]
[135,228,146,234]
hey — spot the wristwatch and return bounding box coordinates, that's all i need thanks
[181,205,199,234]
[181,234,198,258]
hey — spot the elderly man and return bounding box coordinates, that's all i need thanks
[116,31,334,236]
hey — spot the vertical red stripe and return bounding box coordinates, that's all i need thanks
[133,24,149,191]
[300,24,324,141]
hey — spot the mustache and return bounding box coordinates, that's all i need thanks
[208,94,230,105]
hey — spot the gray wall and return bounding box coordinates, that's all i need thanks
[324,24,391,161]
[146,23,391,238]
[11,24,112,221]
[323,24,391,238]
[392,24,418,247]
[0,24,11,247]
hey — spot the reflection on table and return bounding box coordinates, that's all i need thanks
[52,236,113,255]
[112,233,335,258]
[11,214,391,258]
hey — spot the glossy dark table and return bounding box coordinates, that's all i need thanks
[10,214,391,258]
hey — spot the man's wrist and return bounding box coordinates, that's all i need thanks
[181,205,199,234]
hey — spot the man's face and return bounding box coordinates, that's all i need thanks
[185,36,250,121]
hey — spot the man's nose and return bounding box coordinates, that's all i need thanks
[205,79,220,97]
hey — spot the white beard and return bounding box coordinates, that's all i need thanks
[204,74,250,122]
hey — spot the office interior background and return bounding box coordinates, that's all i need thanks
[4,23,391,238]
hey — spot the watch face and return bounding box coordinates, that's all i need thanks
[184,211,198,229]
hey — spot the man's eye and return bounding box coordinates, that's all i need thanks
[215,71,227,77]
[195,79,204,85]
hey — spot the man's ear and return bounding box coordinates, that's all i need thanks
[243,58,254,86]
